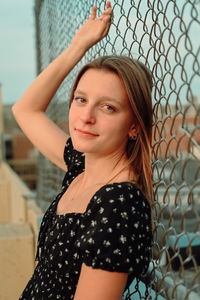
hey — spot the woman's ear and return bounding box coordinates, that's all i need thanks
[128,124,139,139]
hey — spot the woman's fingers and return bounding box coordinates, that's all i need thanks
[99,14,111,25]
[90,2,112,23]
[103,8,112,17]
[99,2,113,21]
[103,15,112,24]
[90,5,97,20]
[104,1,112,14]
[106,1,111,8]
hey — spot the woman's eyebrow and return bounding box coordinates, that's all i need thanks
[98,96,123,106]
[74,89,87,96]
[75,89,123,106]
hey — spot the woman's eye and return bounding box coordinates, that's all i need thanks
[103,104,115,112]
[74,97,85,103]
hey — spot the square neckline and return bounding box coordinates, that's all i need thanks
[55,181,137,218]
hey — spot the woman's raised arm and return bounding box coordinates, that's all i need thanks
[12,2,112,171]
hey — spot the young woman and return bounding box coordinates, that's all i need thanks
[13,2,153,299]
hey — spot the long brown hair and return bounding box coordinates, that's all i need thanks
[69,56,153,206]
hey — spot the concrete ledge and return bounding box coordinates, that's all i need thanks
[0,223,34,300]
[0,161,30,223]
[27,199,43,235]
[0,179,10,222]
[27,199,43,257]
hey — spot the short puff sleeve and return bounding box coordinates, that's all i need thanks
[62,137,85,186]
[75,183,152,278]
[63,137,85,171]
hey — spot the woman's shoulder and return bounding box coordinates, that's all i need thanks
[98,182,149,205]
[87,182,151,218]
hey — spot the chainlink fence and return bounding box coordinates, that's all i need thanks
[34,0,200,299]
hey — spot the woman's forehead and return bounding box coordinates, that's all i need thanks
[76,68,125,94]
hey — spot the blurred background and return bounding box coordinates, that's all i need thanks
[0,0,200,299]
[0,0,37,190]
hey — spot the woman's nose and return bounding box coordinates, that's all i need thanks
[80,105,96,124]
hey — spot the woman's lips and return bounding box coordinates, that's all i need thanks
[75,128,99,137]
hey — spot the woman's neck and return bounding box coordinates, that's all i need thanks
[80,150,133,189]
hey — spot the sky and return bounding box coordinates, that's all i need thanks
[0,0,35,105]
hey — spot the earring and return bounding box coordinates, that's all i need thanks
[129,134,137,141]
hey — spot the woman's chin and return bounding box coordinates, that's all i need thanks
[71,139,96,154]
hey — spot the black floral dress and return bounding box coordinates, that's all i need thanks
[19,138,152,300]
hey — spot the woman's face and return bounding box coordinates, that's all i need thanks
[69,68,135,157]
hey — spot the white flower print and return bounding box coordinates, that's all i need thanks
[87,209,92,215]
[91,220,97,227]
[70,230,75,237]
[97,198,102,204]
[105,257,111,263]
[109,199,114,203]
[113,248,121,255]
[97,248,101,254]
[134,222,139,228]
[121,212,128,220]
[119,235,127,244]
[76,241,81,247]
[101,217,108,224]
[128,247,133,253]
[118,194,125,202]
[106,187,114,191]
[88,238,95,244]
[131,206,136,213]
[99,207,104,214]
[103,240,111,247]
[73,253,79,259]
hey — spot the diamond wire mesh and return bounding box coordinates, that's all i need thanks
[34,0,200,298]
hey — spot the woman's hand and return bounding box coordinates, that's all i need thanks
[72,1,112,52]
